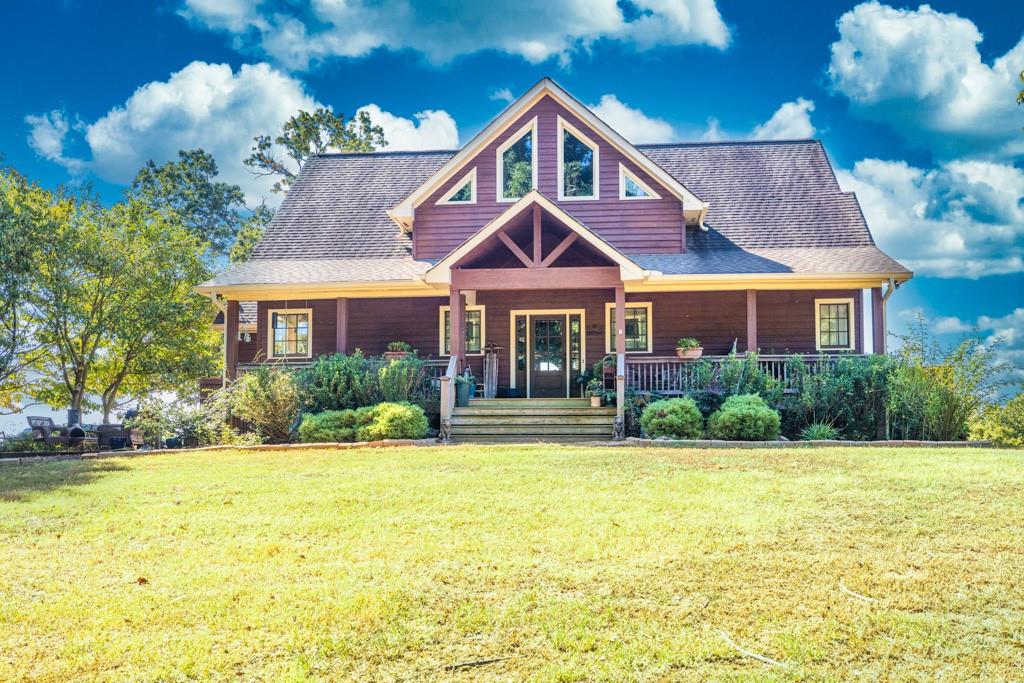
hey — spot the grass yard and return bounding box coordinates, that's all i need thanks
[2,445,1023,681]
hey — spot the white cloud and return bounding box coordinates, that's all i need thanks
[837,158,1024,278]
[751,98,816,140]
[828,1,1024,158]
[978,308,1024,386]
[931,315,972,334]
[24,110,86,174]
[490,87,515,104]
[178,0,731,70]
[356,104,458,150]
[698,98,817,141]
[25,61,461,202]
[589,94,677,143]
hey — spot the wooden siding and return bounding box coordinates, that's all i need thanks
[413,95,685,259]
[757,290,863,354]
[237,289,865,379]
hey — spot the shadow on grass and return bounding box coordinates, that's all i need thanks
[0,459,130,502]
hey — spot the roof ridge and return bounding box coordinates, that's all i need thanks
[312,149,458,158]
[638,138,820,148]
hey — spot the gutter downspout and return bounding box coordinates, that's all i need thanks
[880,277,896,354]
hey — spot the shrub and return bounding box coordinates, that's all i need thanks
[708,393,781,440]
[229,367,302,443]
[356,402,429,441]
[970,394,1024,447]
[716,347,783,406]
[888,317,1007,441]
[687,389,724,418]
[640,397,704,439]
[131,395,262,448]
[783,354,892,440]
[800,422,841,441]
[296,351,382,413]
[298,406,374,443]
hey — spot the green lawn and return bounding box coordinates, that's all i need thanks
[2,445,1023,681]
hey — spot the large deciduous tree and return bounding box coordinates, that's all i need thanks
[229,203,274,263]
[244,108,386,194]
[31,198,219,421]
[129,149,246,257]
[0,168,69,412]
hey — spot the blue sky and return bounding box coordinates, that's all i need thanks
[2,0,1023,389]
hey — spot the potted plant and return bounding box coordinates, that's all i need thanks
[676,337,703,360]
[384,340,413,361]
[454,370,476,407]
[585,378,604,407]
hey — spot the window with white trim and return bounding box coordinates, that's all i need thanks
[558,117,598,200]
[496,119,537,201]
[815,298,855,351]
[440,305,485,355]
[268,308,312,359]
[436,168,476,205]
[619,163,660,200]
[605,302,653,353]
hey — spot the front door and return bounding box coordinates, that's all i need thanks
[530,317,567,398]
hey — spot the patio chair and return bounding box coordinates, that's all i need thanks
[27,416,69,449]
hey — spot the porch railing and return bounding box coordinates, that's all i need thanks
[625,354,842,395]
[235,357,449,378]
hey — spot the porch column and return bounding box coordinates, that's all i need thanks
[872,287,885,354]
[746,289,758,353]
[335,297,348,354]
[449,286,464,364]
[614,285,626,437]
[224,299,239,382]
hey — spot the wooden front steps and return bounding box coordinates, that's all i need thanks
[449,398,616,443]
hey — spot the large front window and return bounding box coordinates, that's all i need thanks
[497,119,536,201]
[816,298,854,350]
[606,303,653,353]
[559,118,598,200]
[269,309,311,358]
[441,306,484,355]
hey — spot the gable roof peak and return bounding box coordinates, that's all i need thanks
[389,78,709,232]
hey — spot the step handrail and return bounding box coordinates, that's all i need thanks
[439,354,460,441]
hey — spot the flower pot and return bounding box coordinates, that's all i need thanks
[383,351,410,361]
[590,395,602,408]
[675,346,703,360]
[455,382,470,407]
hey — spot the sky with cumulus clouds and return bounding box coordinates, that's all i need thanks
[1,0,1022,403]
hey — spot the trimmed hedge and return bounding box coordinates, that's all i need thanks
[298,402,429,443]
[640,397,704,439]
[708,393,781,441]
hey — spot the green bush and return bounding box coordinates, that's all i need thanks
[970,394,1024,447]
[800,422,841,441]
[298,406,374,443]
[687,389,724,418]
[296,351,382,413]
[229,367,302,443]
[640,397,704,439]
[783,355,892,440]
[357,402,429,441]
[708,393,781,440]
[298,402,429,443]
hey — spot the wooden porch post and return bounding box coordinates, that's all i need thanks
[449,285,464,364]
[746,289,758,354]
[614,285,626,438]
[225,299,239,382]
[872,287,885,354]
[335,297,348,354]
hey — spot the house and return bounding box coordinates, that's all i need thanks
[196,78,911,440]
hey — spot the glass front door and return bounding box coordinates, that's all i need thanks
[530,317,566,397]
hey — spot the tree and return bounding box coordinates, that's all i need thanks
[30,197,219,422]
[1018,70,1024,106]
[244,108,386,194]
[229,203,274,263]
[0,168,70,412]
[129,149,246,257]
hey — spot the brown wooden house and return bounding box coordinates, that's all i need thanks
[197,79,911,440]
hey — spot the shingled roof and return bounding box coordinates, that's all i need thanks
[203,139,907,290]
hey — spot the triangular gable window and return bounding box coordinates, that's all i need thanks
[558,117,599,200]
[619,163,660,200]
[496,118,537,202]
[436,168,476,205]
